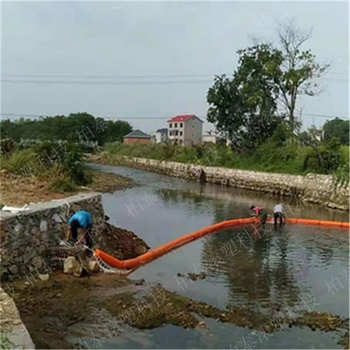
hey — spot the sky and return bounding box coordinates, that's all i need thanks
[1,1,349,133]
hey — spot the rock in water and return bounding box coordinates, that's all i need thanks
[88,260,100,273]
[64,257,83,277]
[198,321,207,329]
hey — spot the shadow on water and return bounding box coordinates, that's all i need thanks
[92,163,349,349]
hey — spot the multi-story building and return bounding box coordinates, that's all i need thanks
[167,114,203,146]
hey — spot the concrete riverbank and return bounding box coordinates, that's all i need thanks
[98,155,349,211]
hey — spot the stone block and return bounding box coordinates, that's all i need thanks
[88,260,100,273]
[40,220,48,232]
[64,257,83,277]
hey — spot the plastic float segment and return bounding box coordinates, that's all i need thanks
[96,218,349,270]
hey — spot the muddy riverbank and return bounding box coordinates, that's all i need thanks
[9,273,349,349]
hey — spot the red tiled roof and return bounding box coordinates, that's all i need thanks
[167,114,202,123]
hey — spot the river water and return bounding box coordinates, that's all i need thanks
[94,164,349,349]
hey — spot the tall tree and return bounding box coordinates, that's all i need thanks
[207,20,329,146]
[207,44,284,153]
[276,20,329,130]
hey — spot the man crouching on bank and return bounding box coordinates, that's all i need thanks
[65,211,93,251]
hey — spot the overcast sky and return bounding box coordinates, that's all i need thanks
[1,1,348,132]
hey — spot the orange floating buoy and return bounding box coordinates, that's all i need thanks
[95,217,349,271]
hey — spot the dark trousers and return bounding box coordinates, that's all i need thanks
[72,225,93,248]
[274,212,284,226]
[260,213,268,226]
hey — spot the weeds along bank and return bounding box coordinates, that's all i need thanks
[97,154,349,211]
[0,140,90,193]
[102,141,349,179]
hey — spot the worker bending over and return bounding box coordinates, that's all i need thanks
[250,205,268,227]
[65,211,93,249]
[273,204,285,226]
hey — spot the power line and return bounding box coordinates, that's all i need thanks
[1,79,212,86]
[0,113,169,120]
[302,113,348,119]
[0,73,218,79]
[1,71,347,79]
[1,77,348,86]
[1,112,347,120]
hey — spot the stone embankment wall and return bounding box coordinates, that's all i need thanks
[112,156,349,211]
[0,193,105,279]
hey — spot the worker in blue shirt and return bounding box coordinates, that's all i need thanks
[65,211,93,249]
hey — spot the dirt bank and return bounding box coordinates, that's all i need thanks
[95,222,150,260]
[0,171,134,206]
[8,272,349,349]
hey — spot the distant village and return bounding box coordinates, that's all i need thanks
[123,114,218,146]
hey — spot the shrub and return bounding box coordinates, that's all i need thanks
[49,171,77,192]
[1,149,37,175]
[302,137,342,174]
[34,141,90,186]
[0,138,16,156]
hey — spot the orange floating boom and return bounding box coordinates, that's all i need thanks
[95,217,349,270]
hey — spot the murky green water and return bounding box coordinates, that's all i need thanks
[93,164,349,349]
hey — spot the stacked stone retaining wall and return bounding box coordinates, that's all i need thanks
[112,156,349,211]
[0,193,104,279]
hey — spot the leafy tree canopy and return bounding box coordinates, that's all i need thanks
[207,20,329,152]
[207,44,285,153]
[323,118,349,145]
[0,113,132,146]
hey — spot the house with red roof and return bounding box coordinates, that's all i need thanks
[167,114,203,146]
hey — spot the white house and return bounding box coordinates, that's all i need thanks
[155,128,168,143]
[202,130,218,144]
[167,114,203,146]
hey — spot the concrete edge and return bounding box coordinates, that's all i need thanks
[0,288,35,349]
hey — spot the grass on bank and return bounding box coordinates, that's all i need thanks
[0,140,135,202]
[0,142,91,193]
[102,141,349,180]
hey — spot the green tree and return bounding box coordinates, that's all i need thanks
[207,44,284,153]
[323,118,349,145]
[207,20,329,145]
[276,20,329,129]
[0,113,132,145]
[303,137,342,173]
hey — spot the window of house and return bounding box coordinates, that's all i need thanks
[175,123,178,128]
[192,125,195,128]
[180,123,183,127]
[179,139,182,145]
[180,131,183,136]
[169,123,172,128]
[192,133,195,137]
